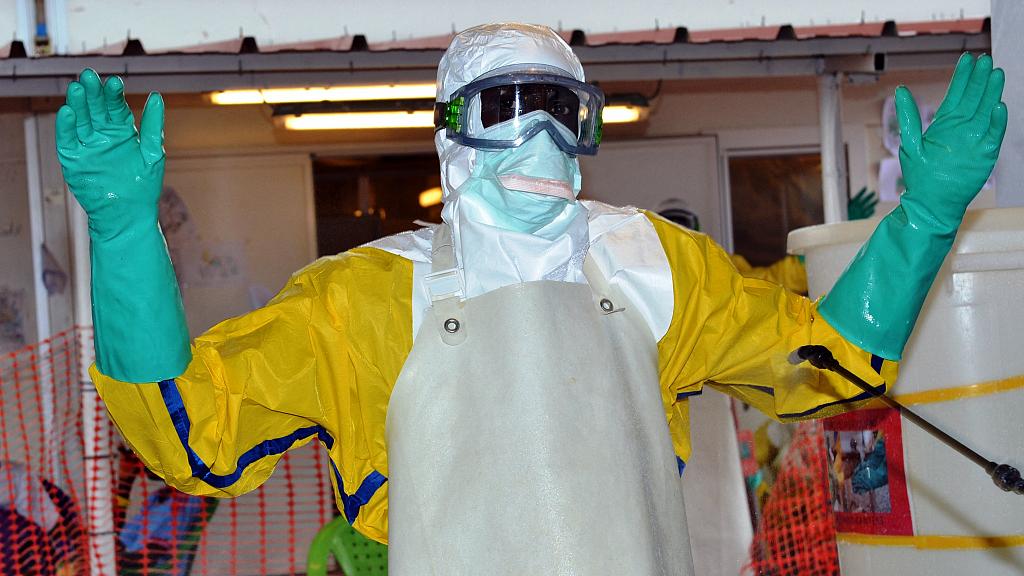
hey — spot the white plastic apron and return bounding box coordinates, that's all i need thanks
[385,225,694,575]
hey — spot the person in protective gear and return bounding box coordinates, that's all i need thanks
[660,187,878,295]
[56,22,1005,575]
[851,435,889,494]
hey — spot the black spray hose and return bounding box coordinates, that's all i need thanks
[795,345,1024,495]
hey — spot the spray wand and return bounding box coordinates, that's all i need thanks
[795,345,1024,495]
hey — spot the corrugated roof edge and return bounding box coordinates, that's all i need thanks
[0,16,990,59]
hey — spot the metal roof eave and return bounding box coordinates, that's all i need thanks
[0,31,989,97]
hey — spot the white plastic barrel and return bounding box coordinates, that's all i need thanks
[788,208,1024,575]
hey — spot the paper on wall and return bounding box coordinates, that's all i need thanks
[878,157,904,202]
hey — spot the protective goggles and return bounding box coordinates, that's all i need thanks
[434,65,605,156]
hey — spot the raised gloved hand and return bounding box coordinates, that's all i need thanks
[819,53,1006,360]
[57,69,190,382]
[846,187,878,221]
[895,54,1006,226]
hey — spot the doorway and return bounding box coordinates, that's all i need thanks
[726,149,824,266]
[313,154,441,256]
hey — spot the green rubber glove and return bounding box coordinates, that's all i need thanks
[819,53,1007,360]
[846,187,878,221]
[56,69,190,382]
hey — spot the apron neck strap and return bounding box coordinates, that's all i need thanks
[425,223,464,304]
[431,223,456,274]
[581,253,611,294]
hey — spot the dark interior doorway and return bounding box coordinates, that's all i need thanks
[728,152,824,267]
[314,154,442,256]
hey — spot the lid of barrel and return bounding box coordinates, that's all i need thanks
[788,207,1024,256]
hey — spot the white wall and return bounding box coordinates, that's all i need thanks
[0,113,35,354]
[0,0,19,46]
[163,153,316,335]
[684,392,754,576]
[58,0,990,52]
[992,0,1024,207]
[580,136,724,242]
[0,112,43,496]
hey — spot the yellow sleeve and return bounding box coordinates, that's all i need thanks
[648,212,898,423]
[92,260,327,498]
[731,254,809,295]
[91,246,413,540]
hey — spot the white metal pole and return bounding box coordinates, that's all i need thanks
[14,0,35,51]
[24,116,61,493]
[68,186,117,576]
[43,0,69,55]
[24,118,51,346]
[818,72,849,223]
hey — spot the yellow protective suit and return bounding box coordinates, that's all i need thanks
[731,254,809,295]
[92,212,896,544]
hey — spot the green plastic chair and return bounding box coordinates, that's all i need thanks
[306,516,388,576]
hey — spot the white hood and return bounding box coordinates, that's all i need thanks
[434,23,591,298]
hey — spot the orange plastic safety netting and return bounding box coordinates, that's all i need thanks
[1,328,335,575]
[1,328,87,575]
[4,327,846,576]
[743,420,841,576]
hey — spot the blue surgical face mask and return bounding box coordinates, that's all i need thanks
[457,112,582,234]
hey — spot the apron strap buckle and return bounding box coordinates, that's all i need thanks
[424,267,465,303]
[425,266,468,346]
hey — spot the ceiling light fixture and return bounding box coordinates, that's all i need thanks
[210,83,438,105]
[418,186,444,208]
[602,94,650,124]
[602,105,644,124]
[283,110,435,130]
